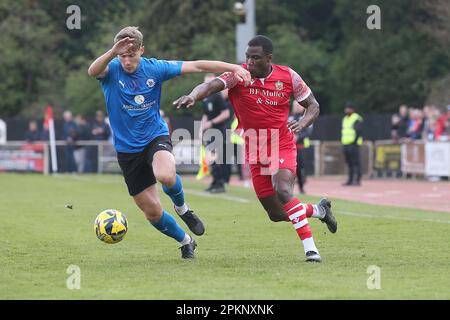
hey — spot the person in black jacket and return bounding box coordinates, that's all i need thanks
[24,120,41,143]
[291,101,313,194]
[201,74,230,193]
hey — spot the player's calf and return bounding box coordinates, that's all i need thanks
[265,209,287,222]
[259,195,288,222]
[133,195,163,222]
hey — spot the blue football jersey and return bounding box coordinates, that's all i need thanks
[98,57,182,153]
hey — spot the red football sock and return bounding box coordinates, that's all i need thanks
[283,198,313,240]
[284,200,313,221]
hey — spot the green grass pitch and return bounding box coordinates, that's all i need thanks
[1,173,449,299]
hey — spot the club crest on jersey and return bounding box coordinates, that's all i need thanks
[134,95,145,105]
[146,78,156,88]
[275,80,284,91]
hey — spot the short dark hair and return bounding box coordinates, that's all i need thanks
[248,35,273,55]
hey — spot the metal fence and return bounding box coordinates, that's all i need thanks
[1,139,449,179]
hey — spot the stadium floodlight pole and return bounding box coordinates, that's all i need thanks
[235,0,256,64]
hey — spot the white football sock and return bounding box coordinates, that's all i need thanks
[302,237,319,254]
[175,203,189,215]
[179,233,191,246]
[311,204,326,218]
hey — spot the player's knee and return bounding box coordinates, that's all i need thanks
[155,172,176,187]
[274,185,293,204]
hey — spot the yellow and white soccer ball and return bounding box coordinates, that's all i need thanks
[94,209,128,244]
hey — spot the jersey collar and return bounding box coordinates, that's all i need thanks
[256,65,273,85]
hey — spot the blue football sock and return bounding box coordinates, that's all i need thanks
[151,211,186,242]
[162,174,185,207]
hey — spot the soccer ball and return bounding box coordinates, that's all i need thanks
[94,209,128,244]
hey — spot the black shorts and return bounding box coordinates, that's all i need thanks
[117,135,173,196]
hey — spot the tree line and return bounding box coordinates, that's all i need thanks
[0,0,448,119]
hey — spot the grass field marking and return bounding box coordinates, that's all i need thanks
[49,174,449,223]
[337,210,450,224]
[184,188,250,203]
[53,174,251,202]
[53,174,119,183]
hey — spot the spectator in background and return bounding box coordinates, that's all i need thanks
[41,125,50,141]
[63,110,78,173]
[423,117,437,141]
[397,104,410,139]
[391,104,410,142]
[341,102,363,186]
[91,110,111,141]
[201,73,230,193]
[439,117,450,141]
[228,115,245,182]
[24,120,41,143]
[391,113,401,142]
[421,105,440,142]
[74,114,92,173]
[407,108,424,140]
[221,88,234,184]
[291,101,313,194]
[435,105,450,140]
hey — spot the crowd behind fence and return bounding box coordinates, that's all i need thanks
[391,104,450,143]
[0,102,449,180]
[1,139,448,181]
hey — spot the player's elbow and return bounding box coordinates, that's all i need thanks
[87,66,96,77]
[87,64,103,78]
[312,101,320,118]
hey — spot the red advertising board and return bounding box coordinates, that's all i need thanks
[0,143,46,173]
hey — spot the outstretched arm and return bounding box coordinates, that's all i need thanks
[181,61,250,85]
[173,78,225,109]
[287,93,320,133]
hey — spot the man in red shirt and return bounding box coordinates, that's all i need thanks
[173,35,337,262]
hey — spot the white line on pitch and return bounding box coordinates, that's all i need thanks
[337,210,450,224]
[184,189,250,203]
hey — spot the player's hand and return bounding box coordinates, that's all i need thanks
[233,67,251,86]
[173,95,196,109]
[111,37,135,55]
[287,119,303,133]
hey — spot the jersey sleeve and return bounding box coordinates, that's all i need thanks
[218,72,240,89]
[289,68,311,102]
[155,59,183,81]
[98,58,119,84]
